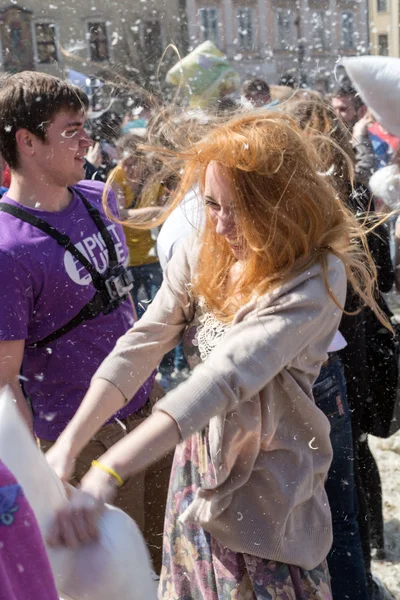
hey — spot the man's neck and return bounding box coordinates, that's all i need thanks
[6,171,73,212]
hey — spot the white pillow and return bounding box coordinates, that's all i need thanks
[343,56,400,136]
[370,164,400,210]
[0,387,157,600]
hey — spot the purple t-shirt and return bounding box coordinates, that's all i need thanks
[0,181,153,440]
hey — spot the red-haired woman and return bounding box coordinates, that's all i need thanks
[47,113,386,599]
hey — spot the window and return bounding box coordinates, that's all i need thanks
[87,22,109,62]
[142,20,163,62]
[237,7,254,51]
[275,9,294,50]
[198,7,219,46]
[310,11,327,50]
[341,11,354,49]
[378,33,389,55]
[377,0,388,12]
[35,23,58,64]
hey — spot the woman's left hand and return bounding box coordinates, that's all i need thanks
[47,467,118,549]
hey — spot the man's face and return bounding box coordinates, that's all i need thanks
[331,95,358,126]
[34,108,93,186]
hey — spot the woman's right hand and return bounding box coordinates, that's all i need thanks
[46,443,76,483]
[47,466,117,549]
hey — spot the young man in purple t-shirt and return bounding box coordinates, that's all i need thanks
[0,72,168,571]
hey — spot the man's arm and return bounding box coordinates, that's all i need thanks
[0,339,33,433]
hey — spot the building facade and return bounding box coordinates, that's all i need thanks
[369,0,399,57]
[0,1,187,86]
[186,0,370,87]
[0,0,369,90]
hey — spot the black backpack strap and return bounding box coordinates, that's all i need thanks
[28,289,126,348]
[71,187,119,270]
[0,202,105,290]
[0,197,133,348]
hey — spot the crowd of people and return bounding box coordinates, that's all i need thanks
[0,50,399,600]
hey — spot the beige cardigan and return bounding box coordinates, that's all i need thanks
[94,237,347,570]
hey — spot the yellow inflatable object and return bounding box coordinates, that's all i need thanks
[166,41,240,108]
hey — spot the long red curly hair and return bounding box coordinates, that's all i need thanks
[105,111,386,326]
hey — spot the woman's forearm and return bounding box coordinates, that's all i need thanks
[91,411,181,482]
[48,410,181,549]
[56,379,126,458]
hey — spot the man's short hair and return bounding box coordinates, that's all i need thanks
[241,78,271,98]
[279,73,298,88]
[0,71,89,169]
[331,80,356,99]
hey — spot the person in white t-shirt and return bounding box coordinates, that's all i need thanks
[157,186,203,270]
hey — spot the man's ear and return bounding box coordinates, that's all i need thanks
[357,105,367,120]
[15,129,37,159]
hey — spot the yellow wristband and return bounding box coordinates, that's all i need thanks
[91,460,124,487]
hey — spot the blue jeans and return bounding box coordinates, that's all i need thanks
[129,263,163,318]
[130,263,188,379]
[313,354,368,600]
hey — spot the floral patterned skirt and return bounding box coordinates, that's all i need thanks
[158,431,333,600]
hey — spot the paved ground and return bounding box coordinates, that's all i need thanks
[370,431,400,599]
